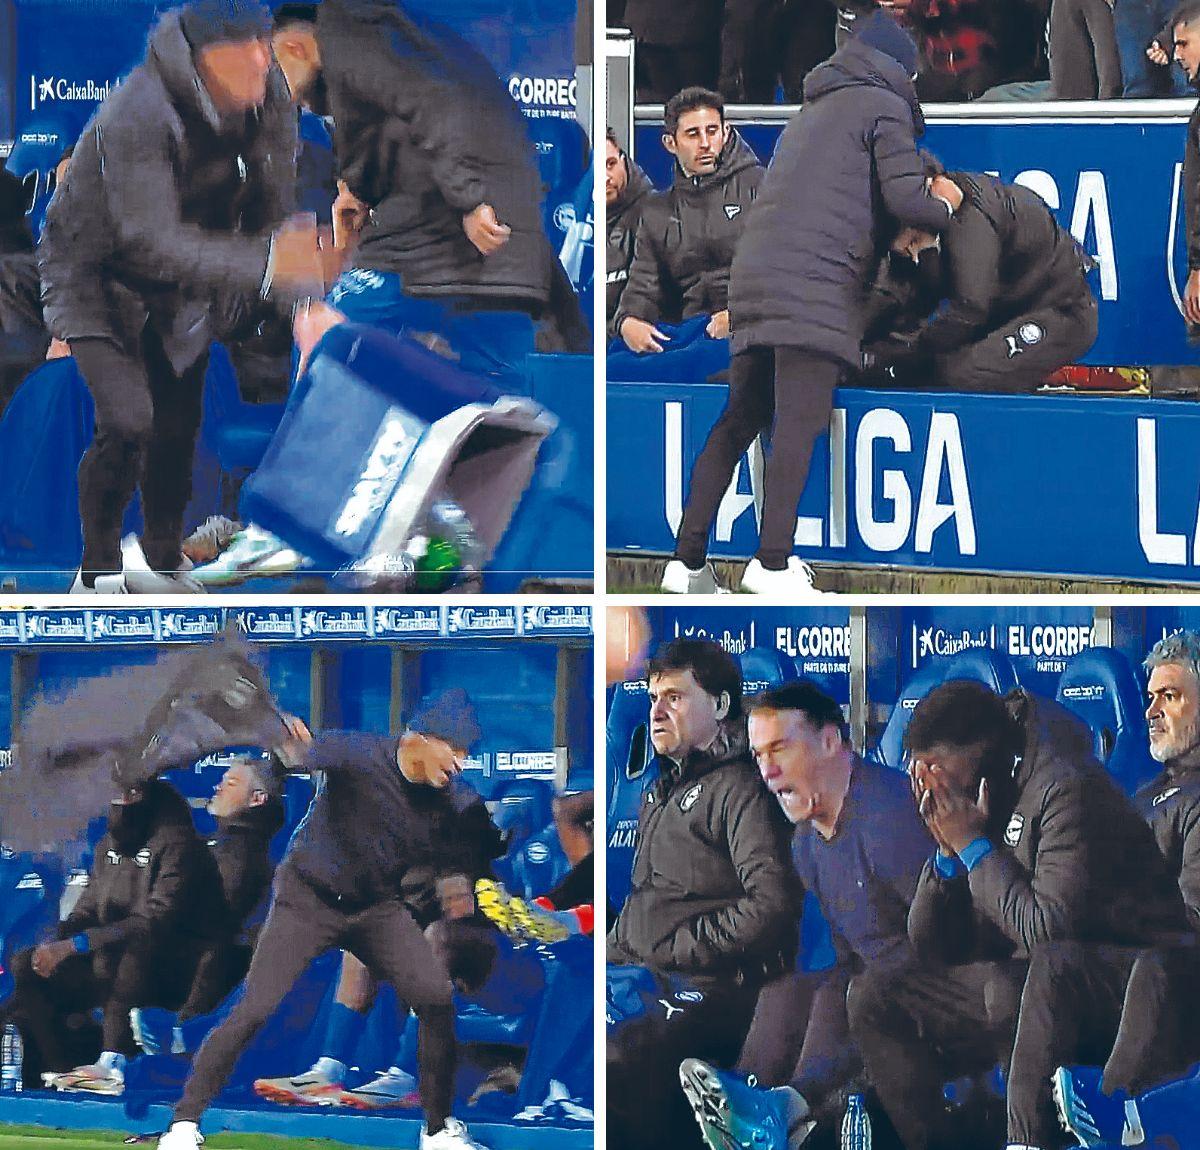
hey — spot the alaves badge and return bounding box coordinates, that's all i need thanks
[680,784,704,812]
[1004,813,1025,848]
[724,204,741,220]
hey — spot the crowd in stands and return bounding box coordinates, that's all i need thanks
[611,0,1190,103]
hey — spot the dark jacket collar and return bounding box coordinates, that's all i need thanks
[671,127,760,194]
[803,36,925,136]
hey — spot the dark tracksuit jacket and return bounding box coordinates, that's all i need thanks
[1186,94,1200,340]
[614,129,764,334]
[1136,765,1200,928]
[606,156,654,338]
[607,724,798,982]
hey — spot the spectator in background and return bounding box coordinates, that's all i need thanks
[39,0,319,596]
[1124,0,1188,96]
[607,639,799,1150]
[664,15,954,596]
[1174,1,1200,334]
[721,0,791,102]
[774,0,838,102]
[624,0,721,101]
[1050,0,1123,98]
[614,88,763,354]
[605,128,654,339]
[2,780,229,1094]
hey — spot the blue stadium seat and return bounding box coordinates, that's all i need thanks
[202,343,285,476]
[0,851,58,1006]
[605,680,654,913]
[738,646,796,698]
[872,649,1022,769]
[1055,648,1158,795]
[526,115,589,249]
[491,779,569,900]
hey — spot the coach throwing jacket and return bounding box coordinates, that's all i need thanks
[664,13,958,598]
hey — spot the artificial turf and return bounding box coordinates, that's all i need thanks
[0,1127,374,1150]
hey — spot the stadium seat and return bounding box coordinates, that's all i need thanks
[605,680,654,913]
[872,649,1022,769]
[738,646,796,697]
[527,115,589,249]
[1055,648,1158,795]
[202,343,285,477]
[0,851,58,1007]
[491,779,569,900]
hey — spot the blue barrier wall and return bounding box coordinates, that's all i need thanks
[607,381,1200,583]
[634,108,1197,368]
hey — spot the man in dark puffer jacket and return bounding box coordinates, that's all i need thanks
[605,128,654,340]
[4,780,228,1092]
[615,87,763,356]
[664,14,958,598]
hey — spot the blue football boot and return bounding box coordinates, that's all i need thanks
[679,1058,813,1150]
[1053,1066,1144,1147]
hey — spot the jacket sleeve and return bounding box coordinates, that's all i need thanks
[299,730,380,775]
[1187,108,1200,272]
[907,857,979,964]
[439,796,506,881]
[1176,797,1200,931]
[870,101,953,235]
[916,213,1002,353]
[243,73,299,230]
[58,873,101,939]
[668,778,798,971]
[336,30,488,217]
[92,116,272,299]
[612,213,667,329]
[75,839,198,951]
[965,776,1093,951]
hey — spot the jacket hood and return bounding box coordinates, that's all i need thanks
[217,794,285,840]
[672,127,761,193]
[803,37,924,135]
[1007,689,1098,789]
[108,778,194,855]
[147,10,226,131]
[611,156,653,224]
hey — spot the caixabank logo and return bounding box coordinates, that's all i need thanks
[29,76,115,111]
[299,609,371,640]
[447,607,518,635]
[521,606,592,636]
[90,611,156,642]
[159,609,222,641]
[373,607,444,638]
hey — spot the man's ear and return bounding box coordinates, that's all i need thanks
[662,132,678,156]
[714,691,731,723]
[250,789,267,809]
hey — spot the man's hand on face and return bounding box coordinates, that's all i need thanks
[332,179,369,251]
[706,310,731,340]
[1186,269,1200,326]
[463,203,511,256]
[269,213,324,296]
[919,767,990,858]
[620,316,670,354]
[397,731,460,788]
[32,939,76,978]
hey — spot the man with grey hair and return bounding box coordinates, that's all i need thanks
[1055,631,1200,1145]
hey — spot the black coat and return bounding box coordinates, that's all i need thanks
[908,692,1189,965]
[59,781,230,977]
[209,798,285,937]
[1187,99,1200,275]
[1135,766,1200,932]
[729,36,951,367]
[615,128,763,331]
[317,0,551,308]
[607,723,799,982]
[38,10,297,373]
[606,155,654,337]
[868,172,1094,355]
[622,0,722,46]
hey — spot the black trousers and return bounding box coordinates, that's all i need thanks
[675,345,840,570]
[174,874,456,1131]
[72,329,207,576]
[634,42,720,101]
[0,251,49,418]
[6,938,197,1083]
[607,967,760,1150]
[177,941,252,1023]
[848,957,1027,1150]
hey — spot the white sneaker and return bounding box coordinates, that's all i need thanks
[420,1117,488,1150]
[51,1052,125,1095]
[192,524,304,587]
[341,1066,419,1109]
[253,1057,346,1106]
[661,559,728,595]
[739,557,825,597]
[157,1121,204,1149]
[69,570,128,594]
[121,535,206,594]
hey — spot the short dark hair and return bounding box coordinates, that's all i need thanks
[1172,0,1200,31]
[664,87,724,136]
[648,638,743,719]
[273,2,319,31]
[904,680,1014,758]
[748,681,850,743]
[606,125,620,148]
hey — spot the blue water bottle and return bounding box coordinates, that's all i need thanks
[841,1092,871,1150]
[1,1023,23,1092]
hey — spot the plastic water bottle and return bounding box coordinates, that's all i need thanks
[841,1093,871,1150]
[1,1023,23,1093]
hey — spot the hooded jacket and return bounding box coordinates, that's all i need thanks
[908,691,1189,965]
[209,796,285,935]
[315,0,551,307]
[1135,764,1200,932]
[728,36,950,367]
[606,722,799,982]
[614,128,764,332]
[38,9,297,372]
[58,780,229,972]
[606,155,654,337]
